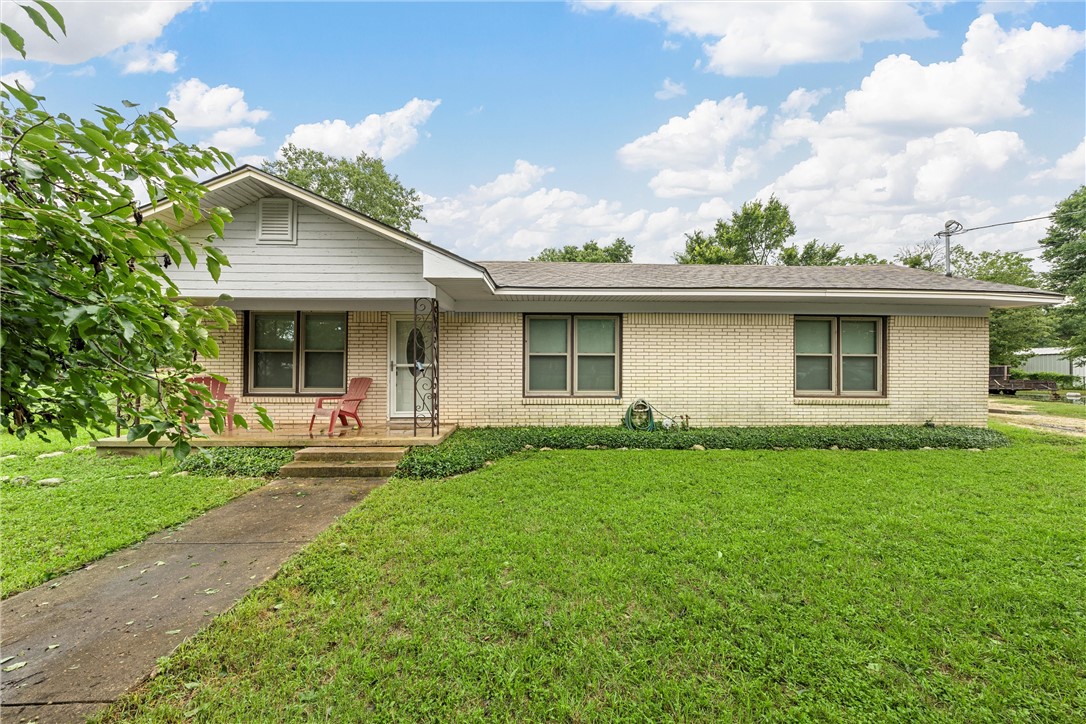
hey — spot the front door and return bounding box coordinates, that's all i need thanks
[389,316,434,417]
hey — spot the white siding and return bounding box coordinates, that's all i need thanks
[168,199,431,300]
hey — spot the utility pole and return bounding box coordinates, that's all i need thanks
[936,219,963,276]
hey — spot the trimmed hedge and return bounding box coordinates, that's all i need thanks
[1009,369,1083,389]
[179,447,296,478]
[397,425,1011,479]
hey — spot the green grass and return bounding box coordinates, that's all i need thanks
[0,433,266,598]
[990,394,1086,420]
[104,423,1084,722]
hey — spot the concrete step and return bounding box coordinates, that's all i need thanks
[293,446,407,462]
[279,461,400,479]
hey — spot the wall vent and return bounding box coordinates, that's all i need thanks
[257,198,295,243]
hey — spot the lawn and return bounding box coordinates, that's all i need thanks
[989,394,1086,420]
[0,433,266,598]
[104,423,1084,722]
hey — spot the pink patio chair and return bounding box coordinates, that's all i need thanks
[185,375,237,432]
[309,377,373,436]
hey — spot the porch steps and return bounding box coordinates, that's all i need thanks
[279,446,407,480]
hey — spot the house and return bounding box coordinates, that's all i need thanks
[149,166,1063,431]
[1021,348,1086,388]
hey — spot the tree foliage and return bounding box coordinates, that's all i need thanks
[1039,186,1086,363]
[676,195,796,265]
[530,238,633,263]
[263,144,424,232]
[1,7,270,451]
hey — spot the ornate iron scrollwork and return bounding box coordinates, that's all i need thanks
[412,297,439,437]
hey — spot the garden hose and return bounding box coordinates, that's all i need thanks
[624,399,656,431]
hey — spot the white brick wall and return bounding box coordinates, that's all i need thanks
[199,311,989,428]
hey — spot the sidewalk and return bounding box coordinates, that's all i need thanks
[1,476,383,723]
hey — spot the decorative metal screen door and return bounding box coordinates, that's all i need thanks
[389,300,439,436]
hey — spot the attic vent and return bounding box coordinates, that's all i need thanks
[257,198,295,243]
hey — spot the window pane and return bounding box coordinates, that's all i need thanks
[395,320,432,365]
[254,351,293,389]
[576,318,615,354]
[305,314,345,351]
[796,356,832,391]
[842,357,878,391]
[304,352,344,389]
[254,313,295,350]
[578,355,616,391]
[529,318,568,354]
[795,319,832,354]
[841,320,877,355]
[528,355,567,391]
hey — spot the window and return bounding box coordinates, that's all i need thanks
[248,312,346,393]
[795,317,883,396]
[525,315,620,396]
[257,198,295,244]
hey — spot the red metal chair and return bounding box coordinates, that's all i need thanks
[309,377,372,436]
[185,375,237,432]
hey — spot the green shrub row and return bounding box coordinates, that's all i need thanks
[179,446,296,478]
[396,425,1011,479]
[1009,369,1083,388]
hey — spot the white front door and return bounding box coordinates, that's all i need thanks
[389,316,434,417]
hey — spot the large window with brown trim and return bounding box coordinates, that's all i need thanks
[795,316,883,396]
[248,312,346,394]
[525,315,620,396]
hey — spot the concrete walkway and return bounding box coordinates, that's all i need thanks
[1,476,384,723]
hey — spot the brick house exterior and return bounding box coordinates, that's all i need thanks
[154,167,1060,430]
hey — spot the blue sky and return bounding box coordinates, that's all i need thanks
[3,1,1084,264]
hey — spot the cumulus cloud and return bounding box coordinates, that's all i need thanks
[1029,139,1086,182]
[581,1,934,75]
[0,0,194,64]
[121,47,178,74]
[654,78,686,100]
[0,70,35,91]
[778,87,828,116]
[469,160,554,200]
[167,78,270,129]
[201,127,265,155]
[281,98,440,160]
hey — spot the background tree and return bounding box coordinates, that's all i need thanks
[952,247,1052,365]
[894,239,945,271]
[2,5,270,452]
[676,195,795,265]
[263,144,424,232]
[1039,186,1086,364]
[530,238,633,262]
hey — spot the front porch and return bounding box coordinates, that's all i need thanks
[93,422,457,455]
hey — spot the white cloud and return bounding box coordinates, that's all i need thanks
[167,78,270,129]
[1029,139,1086,182]
[0,0,194,64]
[68,66,96,78]
[778,87,828,116]
[416,160,728,262]
[281,98,440,160]
[121,47,178,74]
[822,15,1084,131]
[581,1,935,75]
[661,39,680,51]
[201,127,265,155]
[1,70,35,91]
[654,77,687,100]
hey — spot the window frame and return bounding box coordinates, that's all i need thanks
[246,311,348,396]
[523,314,621,398]
[794,315,885,398]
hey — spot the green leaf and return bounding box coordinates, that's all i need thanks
[206,256,221,282]
[2,79,37,110]
[172,439,192,462]
[119,319,136,341]
[1,23,26,58]
[18,3,56,41]
[122,100,139,108]
[32,0,65,34]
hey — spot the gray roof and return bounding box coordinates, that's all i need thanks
[479,261,1062,297]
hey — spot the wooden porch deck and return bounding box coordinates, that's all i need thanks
[93,423,456,454]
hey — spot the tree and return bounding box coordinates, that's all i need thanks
[779,240,845,266]
[1039,186,1086,364]
[894,239,945,271]
[263,144,424,232]
[953,247,1052,365]
[530,238,633,262]
[2,5,270,452]
[676,195,795,265]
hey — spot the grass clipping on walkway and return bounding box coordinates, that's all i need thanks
[397,424,1010,478]
[0,433,265,598]
[104,424,1083,721]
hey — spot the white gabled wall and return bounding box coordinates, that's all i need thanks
[168,199,431,299]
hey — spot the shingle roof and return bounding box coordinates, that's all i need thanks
[478,261,1062,297]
